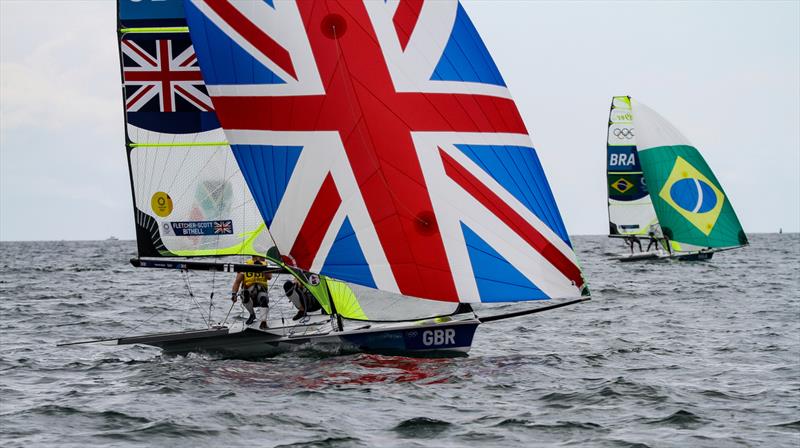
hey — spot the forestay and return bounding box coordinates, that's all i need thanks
[118,0,269,258]
[182,0,587,303]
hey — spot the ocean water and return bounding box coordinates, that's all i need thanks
[0,234,798,447]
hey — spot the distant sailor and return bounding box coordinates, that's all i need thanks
[231,255,271,327]
[624,235,642,254]
[646,231,659,252]
[283,279,322,321]
[646,224,662,252]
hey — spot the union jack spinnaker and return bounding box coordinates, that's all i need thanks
[119,0,588,305]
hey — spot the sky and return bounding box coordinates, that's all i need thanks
[0,0,798,241]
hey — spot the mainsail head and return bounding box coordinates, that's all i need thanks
[630,98,748,249]
[177,0,586,303]
[118,0,269,257]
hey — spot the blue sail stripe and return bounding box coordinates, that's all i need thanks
[231,145,302,227]
[461,223,548,302]
[515,145,569,243]
[431,3,506,86]
[321,218,377,288]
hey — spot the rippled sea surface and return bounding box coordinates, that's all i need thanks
[1,234,798,447]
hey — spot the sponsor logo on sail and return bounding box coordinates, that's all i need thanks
[151,191,173,217]
[658,156,725,235]
[613,127,635,139]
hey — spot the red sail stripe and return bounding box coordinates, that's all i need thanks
[393,0,424,50]
[290,174,342,269]
[439,148,584,289]
[123,70,203,82]
[159,40,174,112]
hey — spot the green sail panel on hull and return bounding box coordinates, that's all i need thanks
[633,100,748,249]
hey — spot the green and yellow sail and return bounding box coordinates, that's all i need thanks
[629,98,748,249]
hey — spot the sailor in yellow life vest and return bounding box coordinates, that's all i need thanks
[231,255,272,328]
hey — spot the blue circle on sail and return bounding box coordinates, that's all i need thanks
[670,178,717,213]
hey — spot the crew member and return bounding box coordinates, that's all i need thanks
[646,230,660,252]
[283,279,322,321]
[231,255,271,326]
[624,235,642,254]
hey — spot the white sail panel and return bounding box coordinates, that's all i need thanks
[607,96,659,237]
[630,99,692,150]
[129,136,268,256]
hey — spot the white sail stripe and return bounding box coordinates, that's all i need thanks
[125,85,160,112]
[174,87,211,111]
[327,138,401,294]
[310,207,347,273]
[268,144,331,254]
[414,136,480,301]
[365,1,454,87]
[158,87,167,112]
[208,84,319,97]
[383,0,401,16]
[691,178,703,213]
[365,1,512,99]
[173,82,214,110]
[209,81,511,98]
[170,45,196,68]
[121,42,158,69]
[412,132,578,264]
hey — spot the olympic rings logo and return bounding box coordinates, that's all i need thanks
[613,128,635,139]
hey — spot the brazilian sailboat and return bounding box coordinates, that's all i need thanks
[82,0,590,357]
[606,96,748,262]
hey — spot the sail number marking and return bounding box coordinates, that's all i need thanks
[422,329,456,346]
[609,153,636,166]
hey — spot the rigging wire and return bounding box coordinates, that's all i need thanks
[182,269,210,328]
